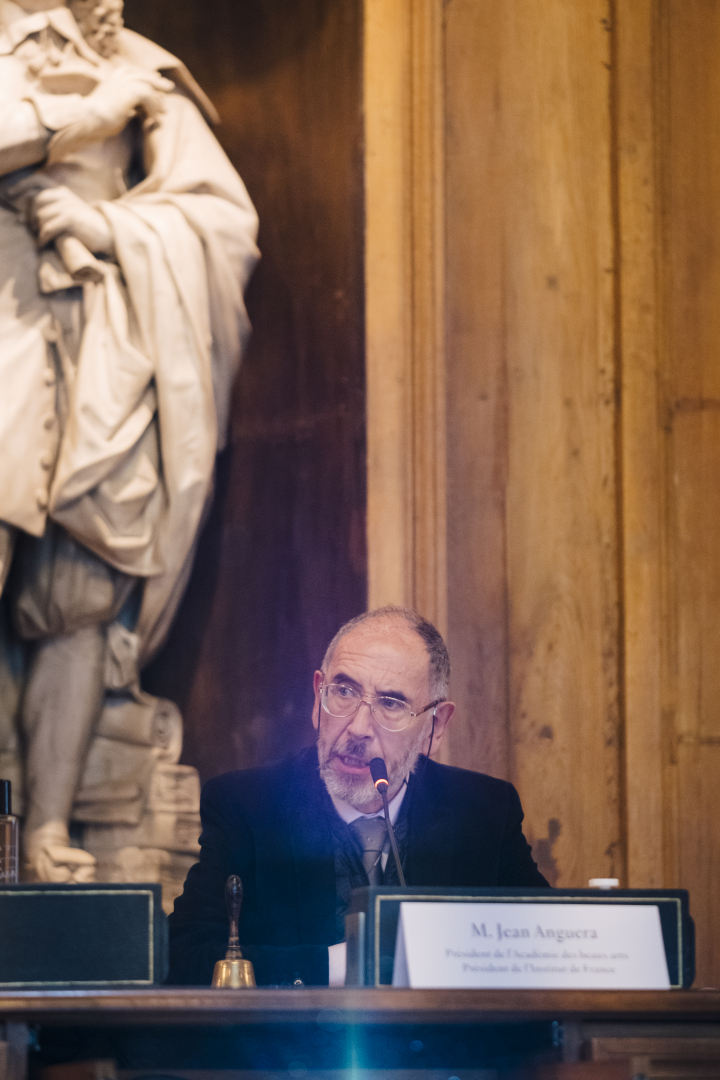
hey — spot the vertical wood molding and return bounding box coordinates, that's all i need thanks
[364,0,447,633]
[364,0,413,611]
[614,0,666,886]
[443,0,510,781]
[500,0,620,889]
[409,0,447,634]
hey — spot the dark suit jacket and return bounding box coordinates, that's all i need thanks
[167,745,549,986]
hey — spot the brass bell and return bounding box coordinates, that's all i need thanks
[212,875,256,988]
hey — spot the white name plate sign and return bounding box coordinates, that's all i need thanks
[392,901,671,989]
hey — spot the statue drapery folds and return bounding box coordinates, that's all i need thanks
[0,0,259,889]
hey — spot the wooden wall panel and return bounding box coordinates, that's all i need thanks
[444,1,509,782]
[502,0,621,890]
[660,0,720,989]
[444,0,720,980]
[615,0,666,891]
[445,0,622,888]
[675,745,720,988]
[126,0,367,779]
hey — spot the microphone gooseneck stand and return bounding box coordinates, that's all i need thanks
[369,757,406,887]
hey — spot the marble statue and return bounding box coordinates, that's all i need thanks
[0,0,259,889]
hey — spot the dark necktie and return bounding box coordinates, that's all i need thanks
[348,816,387,885]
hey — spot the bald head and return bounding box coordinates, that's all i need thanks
[321,606,450,700]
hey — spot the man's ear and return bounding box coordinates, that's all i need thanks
[426,701,455,755]
[312,670,324,730]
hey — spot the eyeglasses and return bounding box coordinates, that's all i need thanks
[320,681,442,732]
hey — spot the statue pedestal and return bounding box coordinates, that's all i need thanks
[71,694,201,914]
[81,767,200,915]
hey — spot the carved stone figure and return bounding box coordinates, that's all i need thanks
[0,0,259,890]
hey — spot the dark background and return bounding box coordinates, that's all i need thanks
[124,0,367,781]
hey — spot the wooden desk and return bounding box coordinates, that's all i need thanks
[0,987,718,1026]
[0,989,718,1079]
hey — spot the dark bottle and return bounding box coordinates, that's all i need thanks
[0,780,18,884]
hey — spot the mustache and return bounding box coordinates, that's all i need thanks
[330,737,372,764]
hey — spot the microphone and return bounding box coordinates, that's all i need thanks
[369,756,388,789]
[369,757,406,887]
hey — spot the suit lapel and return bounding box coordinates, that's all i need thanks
[404,758,455,886]
[285,747,338,942]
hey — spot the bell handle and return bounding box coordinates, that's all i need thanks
[225,874,243,949]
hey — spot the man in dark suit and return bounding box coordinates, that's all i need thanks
[167,607,548,986]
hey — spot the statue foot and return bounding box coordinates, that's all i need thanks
[24,822,97,883]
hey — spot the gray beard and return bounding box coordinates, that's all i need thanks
[317,724,427,809]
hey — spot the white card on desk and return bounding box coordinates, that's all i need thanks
[392,901,671,989]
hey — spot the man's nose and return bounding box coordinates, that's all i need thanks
[346,699,376,737]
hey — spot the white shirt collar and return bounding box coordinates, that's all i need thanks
[330,780,407,826]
